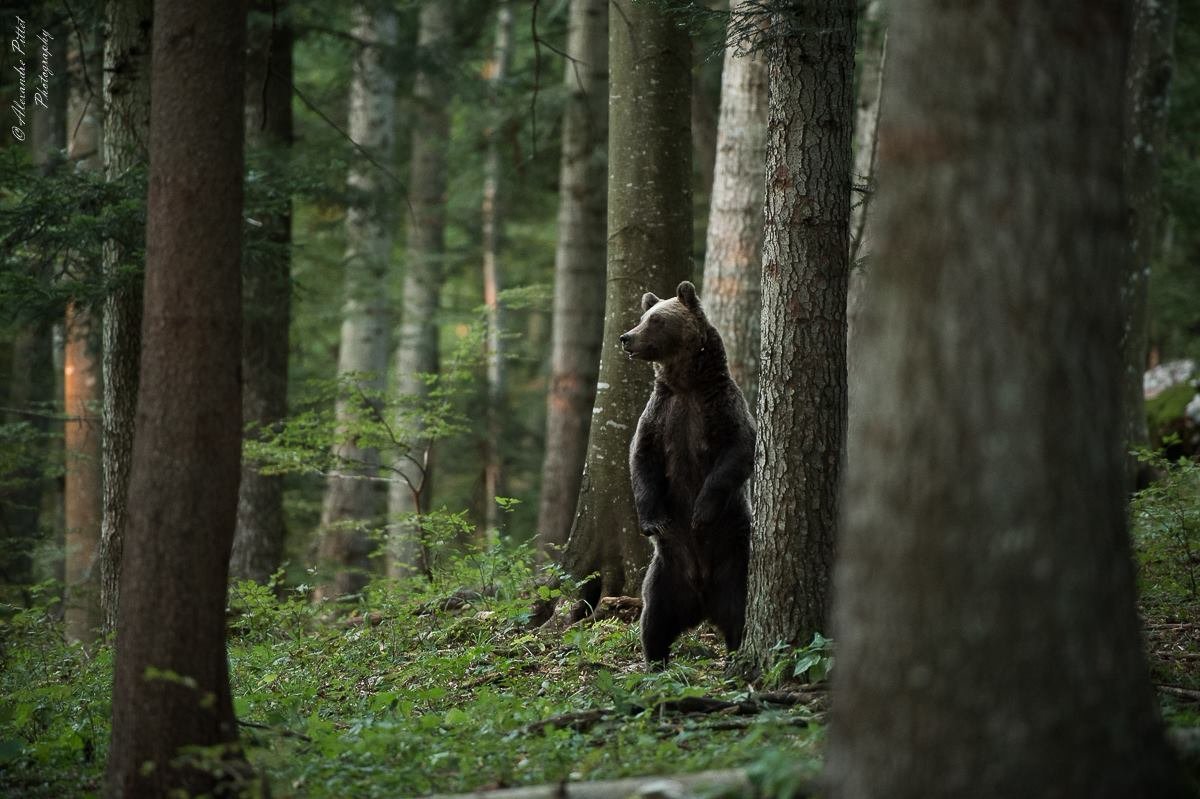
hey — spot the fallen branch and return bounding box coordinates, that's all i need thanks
[524,694,812,734]
[752,690,823,706]
[237,719,312,743]
[1156,684,1200,702]
[538,595,645,634]
[526,709,610,734]
[657,714,814,734]
[416,766,818,799]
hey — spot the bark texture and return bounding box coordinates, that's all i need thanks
[388,0,454,579]
[99,0,152,634]
[739,0,855,674]
[701,0,768,409]
[64,35,104,645]
[233,0,293,584]
[316,2,397,599]
[481,1,514,535]
[105,0,250,794]
[826,3,1186,797]
[1123,0,1177,489]
[63,305,102,643]
[535,0,608,560]
[845,0,886,365]
[561,0,691,603]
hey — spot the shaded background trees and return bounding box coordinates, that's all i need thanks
[233,0,294,585]
[387,0,455,579]
[314,0,399,600]
[62,29,103,645]
[700,0,768,411]
[559,0,692,605]
[535,0,608,560]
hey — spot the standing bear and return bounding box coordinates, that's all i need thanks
[619,281,755,664]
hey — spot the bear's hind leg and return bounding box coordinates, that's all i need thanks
[641,556,696,666]
[707,553,747,652]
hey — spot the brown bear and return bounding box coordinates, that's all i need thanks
[619,280,755,664]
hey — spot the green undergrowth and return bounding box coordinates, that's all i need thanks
[1133,451,1200,728]
[0,546,821,798]
[10,455,1199,799]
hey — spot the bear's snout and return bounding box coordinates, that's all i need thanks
[620,331,638,356]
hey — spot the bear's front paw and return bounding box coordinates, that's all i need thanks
[692,494,722,530]
[641,520,668,537]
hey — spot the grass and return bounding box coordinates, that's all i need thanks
[0,547,822,798]
[5,454,1200,798]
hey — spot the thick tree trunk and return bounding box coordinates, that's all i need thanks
[481,2,514,536]
[388,0,453,579]
[1123,0,1177,489]
[535,0,608,560]
[64,35,104,645]
[700,0,767,409]
[105,0,250,794]
[315,2,397,600]
[845,0,886,365]
[826,3,1186,797]
[560,0,691,604]
[99,0,152,634]
[233,0,293,584]
[738,1,855,676]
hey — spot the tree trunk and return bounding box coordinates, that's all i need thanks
[2,325,53,594]
[845,0,886,367]
[692,56,719,205]
[99,0,152,635]
[535,0,608,561]
[64,34,104,645]
[1123,0,1177,490]
[738,1,856,676]
[560,0,691,604]
[700,0,768,410]
[315,1,398,600]
[481,1,514,536]
[826,2,1186,797]
[387,0,454,579]
[105,0,250,794]
[233,0,293,584]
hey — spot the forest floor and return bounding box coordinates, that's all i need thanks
[4,489,1200,798]
[0,549,822,798]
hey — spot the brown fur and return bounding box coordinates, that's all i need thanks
[619,281,755,664]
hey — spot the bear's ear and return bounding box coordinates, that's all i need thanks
[641,292,661,312]
[676,281,700,312]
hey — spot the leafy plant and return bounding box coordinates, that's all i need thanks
[1132,448,1200,605]
[763,633,835,688]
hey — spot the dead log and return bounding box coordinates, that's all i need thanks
[415,767,817,799]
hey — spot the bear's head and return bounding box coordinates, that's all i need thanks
[619,281,706,367]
